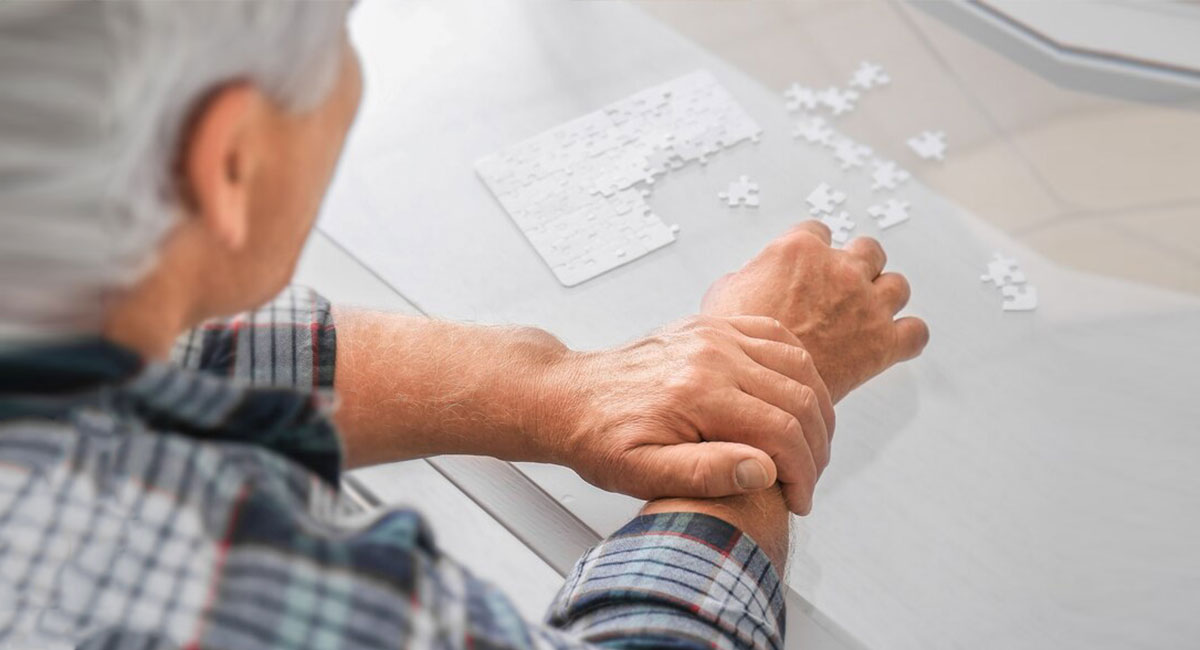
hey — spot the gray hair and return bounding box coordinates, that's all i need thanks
[0,0,349,342]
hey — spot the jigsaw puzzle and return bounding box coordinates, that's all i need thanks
[792,115,834,146]
[820,211,856,245]
[1001,284,1038,311]
[907,130,947,161]
[783,83,819,112]
[869,159,910,191]
[849,61,890,90]
[806,182,848,215]
[980,253,1027,287]
[476,70,761,286]
[718,175,760,207]
[867,198,911,229]
[832,138,872,170]
[818,86,860,116]
[981,253,1037,311]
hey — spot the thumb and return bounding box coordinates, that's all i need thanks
[626,442,778,499]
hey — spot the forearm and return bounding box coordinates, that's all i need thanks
[332,307,569,468]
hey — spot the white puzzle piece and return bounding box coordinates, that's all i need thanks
[981,253,1038,312]
[832,138,873,170]
[718,175,760,207]
[867,198,911,229]
[818,86,860,116]
[869,159,911,191]
[806,182,848,215]
[849,61,890,90]
[783,83,819,112]
[980,252,1027,287]
[821,211,856,245]
[792,114,835,146]
[907,130,947,161]
[476,70,762,286]
[1001,284,1038,311]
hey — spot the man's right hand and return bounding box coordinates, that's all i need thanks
[702,220,929,403]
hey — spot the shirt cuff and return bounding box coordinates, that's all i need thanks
[547,512,785,650]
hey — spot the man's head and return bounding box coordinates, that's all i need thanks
[0,1,360,345]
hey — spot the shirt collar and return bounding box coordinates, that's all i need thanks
[0,337,342,486]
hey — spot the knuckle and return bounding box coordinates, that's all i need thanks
[789,344,813,369]
[689,457,720,495]
[858,235,882,252]
[776,231,816,255]
[796,384,818,412]
[780,414,805,440]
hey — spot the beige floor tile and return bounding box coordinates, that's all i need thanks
[1022,217,1200,296]
[1010,105,1200,212]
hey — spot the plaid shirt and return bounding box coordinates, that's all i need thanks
[0,286,785,650]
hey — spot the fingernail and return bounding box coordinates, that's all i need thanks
[735,459,769,490]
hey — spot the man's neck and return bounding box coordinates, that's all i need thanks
[102,233,205,361]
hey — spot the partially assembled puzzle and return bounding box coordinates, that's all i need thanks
[476,70,761,286]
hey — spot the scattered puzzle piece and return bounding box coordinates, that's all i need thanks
[818,86,860,116]
[820,211,856,245]
[792,115,834,146]
[806,182,847,215]
[718,175,760,207]
[980,253,1027,287]
[869,159,910,191]
[907,130,947,161]
[832,138,872,170]
[783,83,819,112]
[867,198,911,229]
[1001,284,1038,311]
[849,61,890,90]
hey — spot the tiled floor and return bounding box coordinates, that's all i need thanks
[634,0,1200,295]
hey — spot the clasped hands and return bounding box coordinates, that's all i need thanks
[532,220,929,516]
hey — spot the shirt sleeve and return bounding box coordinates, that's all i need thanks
[193,478,784,650]
[547,512,786,650]
[171,285,336,390]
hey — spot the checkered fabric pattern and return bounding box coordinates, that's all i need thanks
[0,286,785,649]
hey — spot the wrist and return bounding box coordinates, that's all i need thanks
[641,486,791,571]
[497,327,584,464]
[530,346,592,466]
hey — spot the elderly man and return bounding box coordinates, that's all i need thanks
[0,2,927,649]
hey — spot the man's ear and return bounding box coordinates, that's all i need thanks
[178,83,264,251]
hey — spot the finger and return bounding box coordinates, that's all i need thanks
[735,337,835,437]
[696,390,820,514]
[787,219,833,246]
[875,272,911,314]
[623,441,778,499]
[783,471,818,516]
[739,364,831,474]
[844,236,886,279]
[724,315,834,429]
[723,315,801,346]
[894,316,931,361]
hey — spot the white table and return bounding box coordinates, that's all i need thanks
[317,2,1200,647]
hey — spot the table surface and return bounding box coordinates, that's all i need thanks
[314,2,1200,648]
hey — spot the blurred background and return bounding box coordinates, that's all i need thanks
[634,0,1200,295]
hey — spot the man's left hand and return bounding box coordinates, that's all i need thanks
[536,315,834,515]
